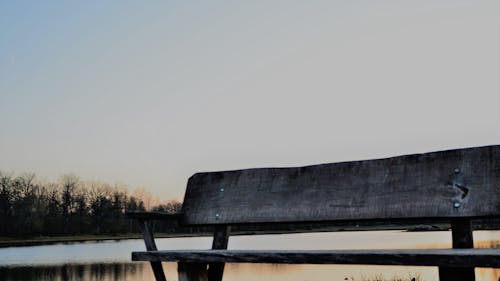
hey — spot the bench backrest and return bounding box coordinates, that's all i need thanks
[180,145,500,226]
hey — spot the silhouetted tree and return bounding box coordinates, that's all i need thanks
[0,171,177,237]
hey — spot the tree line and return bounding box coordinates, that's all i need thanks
[0,172,181,237]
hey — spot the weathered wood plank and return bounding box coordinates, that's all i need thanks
[181,145,500,225]
[439,219,475,281]
[132,249,500,267]
[208,226,230,281]
[139,220,167,281]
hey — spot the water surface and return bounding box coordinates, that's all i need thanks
[1,231,499,281]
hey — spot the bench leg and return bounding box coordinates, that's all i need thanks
[138,219,167,281]
[438,219,475,281]
[178,263,208,281]
[208,263,225,281]
[208,225,231,281]
[439,268,475,281]
[150,262,167,281]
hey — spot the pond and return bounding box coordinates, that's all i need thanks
[0,230,499,281]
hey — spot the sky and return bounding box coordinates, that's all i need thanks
[0,1,499,200]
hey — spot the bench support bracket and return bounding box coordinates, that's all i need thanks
[139,219,167,281]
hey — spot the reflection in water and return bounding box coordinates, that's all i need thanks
[0,231,498,281]
[1,263,498,281]
[0,263,149,281]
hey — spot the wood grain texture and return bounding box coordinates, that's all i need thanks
[181,145,500,225]
[132,249,500,267]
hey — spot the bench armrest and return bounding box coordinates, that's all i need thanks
[126,211,182,221]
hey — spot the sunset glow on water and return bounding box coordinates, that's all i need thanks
[1,230,499,281]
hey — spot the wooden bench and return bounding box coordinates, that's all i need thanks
[128,145,500,281]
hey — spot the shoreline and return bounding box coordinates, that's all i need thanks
[0,226,447,248]
[0,233,213,248]
[3,228,498,249]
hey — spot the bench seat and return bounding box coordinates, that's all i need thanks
[132,248,500,268]
[129,145,500,281]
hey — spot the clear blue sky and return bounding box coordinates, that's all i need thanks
[1,1,499,200]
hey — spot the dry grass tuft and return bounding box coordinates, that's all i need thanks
[344,272,422,281]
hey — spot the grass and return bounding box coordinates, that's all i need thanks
[345,273,422,281]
